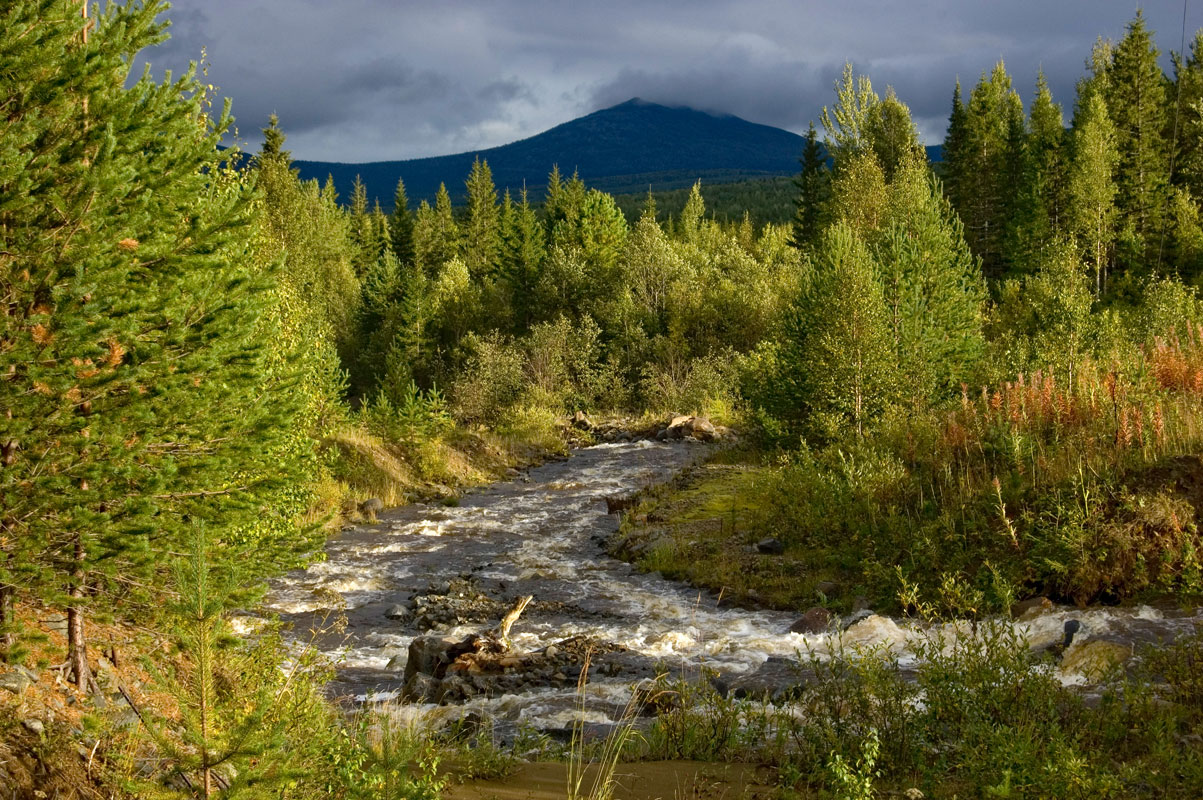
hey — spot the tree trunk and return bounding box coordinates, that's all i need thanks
[68,534,91,689]
[0,581,12,659]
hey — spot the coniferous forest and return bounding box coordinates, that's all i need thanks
[5,2,1203,797]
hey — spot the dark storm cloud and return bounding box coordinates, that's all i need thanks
[139,1,1203,162]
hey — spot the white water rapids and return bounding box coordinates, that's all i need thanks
[257,440,1203,731]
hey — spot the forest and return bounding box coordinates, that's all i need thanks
[4,1,1203,797]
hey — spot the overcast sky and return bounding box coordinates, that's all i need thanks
[138,1,1203,163]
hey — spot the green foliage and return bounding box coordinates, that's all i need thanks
[785,223,895,439]
[0,0,320,673]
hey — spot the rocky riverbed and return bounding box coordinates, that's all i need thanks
[258,437,1203,736]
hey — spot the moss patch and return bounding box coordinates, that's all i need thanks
[608,452,860,612]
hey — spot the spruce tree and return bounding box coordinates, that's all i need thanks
[463,157,501,278]
[389,177,416,266]
[789,122,831,252]
[1105,11,1171,273]
[0,0,314,681]
[941,80,969,206]
[955,62,1025,280]
[498,188,546,332]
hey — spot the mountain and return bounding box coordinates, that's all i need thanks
[292,99,812,208]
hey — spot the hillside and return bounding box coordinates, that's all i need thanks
[293,98,811,207]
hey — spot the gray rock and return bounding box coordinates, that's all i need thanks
[22,718,44,735]
[814,581,840,597]
[789,607,834,635]
[841,609,875,630]
[571,411,593,431]
[359,497,384,521]
[43,613,68,636]
[0,671,33,694]
[756,538,785,555]
[384,604,411,621]
[401,672,440,703]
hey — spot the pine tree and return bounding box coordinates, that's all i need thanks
[1068,91,1119,296]
[785,223,894,439]
[873,162,986,408]
[0,0,314,681]
[389,177,416,266]
[789,122,831,252]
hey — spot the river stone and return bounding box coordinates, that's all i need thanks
[402,634,464,683]
[1011,596,1054,620]
[756,538,785,555]
[384,604,410,621]
[1060,639,1133,682]
[789,607,834,635]
[402,672,440,703]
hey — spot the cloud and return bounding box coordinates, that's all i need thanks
[138,0,1203,161]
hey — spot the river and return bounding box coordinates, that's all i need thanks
[258,439,1203,733]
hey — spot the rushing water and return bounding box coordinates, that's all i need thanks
[259,439,1203,731]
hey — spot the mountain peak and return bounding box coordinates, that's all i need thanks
[293,99,809,207]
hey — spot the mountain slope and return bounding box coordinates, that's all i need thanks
[293,99,810,207]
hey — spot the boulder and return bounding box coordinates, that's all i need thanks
[756,538,785,555]
[1060,639,1133,682]
[401,672,440,703]
[0,671,33,694]
[665,415,720,442]
[359,497,384,521]
[1011,596,1054,620]
[401,634,469,683]
[571,411,593,431]
[384,604,410,621]
[789,607,834,635]
[42,613,68,637]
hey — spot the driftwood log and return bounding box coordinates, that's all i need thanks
[446,595,533,673]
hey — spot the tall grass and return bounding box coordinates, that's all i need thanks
[757,332,1203,609]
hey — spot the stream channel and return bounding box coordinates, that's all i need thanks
[258,439,1203,737]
